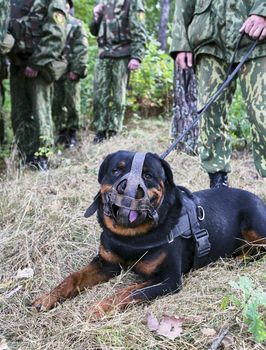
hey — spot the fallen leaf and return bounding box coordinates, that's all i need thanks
[146,312,185,340]
[0,338,10,350]
[4,285,23,299]
[14,267,34,279]
[146,311,159,331]
[222,335,235,349]
[157,315,184,340]
[201,327,217,336]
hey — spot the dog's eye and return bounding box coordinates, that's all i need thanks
[143,173,152,180]
[111,168,120,176]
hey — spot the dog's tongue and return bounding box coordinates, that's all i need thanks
[129,210,138,223]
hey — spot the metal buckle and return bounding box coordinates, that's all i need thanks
[197,206,205,221]
[194,229,211,257]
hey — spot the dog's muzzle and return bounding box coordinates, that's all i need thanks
[103,152,161,227]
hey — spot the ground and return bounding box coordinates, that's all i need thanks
[0,117,265,350]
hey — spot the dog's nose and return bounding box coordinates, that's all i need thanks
[136,186,144,199]
[117,179,145,200]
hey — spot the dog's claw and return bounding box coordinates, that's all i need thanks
[35,303,42,312]
[31,293,57,312]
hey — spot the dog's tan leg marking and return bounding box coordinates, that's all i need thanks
[240,230,266,256]
[99,244,124,264]
[32,260,113,311]
[242,230,266,244]
[89,281,150,318]
[135,252,166,276]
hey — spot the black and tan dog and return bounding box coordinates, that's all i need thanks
[32,151,266,315]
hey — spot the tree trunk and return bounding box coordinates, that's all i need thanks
[158,0,170,51]
[170,63,199,155]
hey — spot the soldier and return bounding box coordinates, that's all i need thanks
[90,0,147,144]
[170,1,266,187]
[0,0,14,148]
[8,0,68,170]
[52,0,88,148]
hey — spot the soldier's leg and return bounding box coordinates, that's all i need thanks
[92,58,112,133]
[0,81,5,146]
[109,58,129,133]
[10,65,38,157]
[195,55,236,175]
[239,57,266,177]
[64,79,80,131]
[52,76,67,134]
[28,74,54,156]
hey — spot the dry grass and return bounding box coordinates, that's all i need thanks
[0,117,266,350]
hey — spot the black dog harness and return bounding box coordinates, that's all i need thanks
[101,189,211,269]
[84,153,211,268]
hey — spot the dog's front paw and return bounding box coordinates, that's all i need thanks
[31,293,58,312]
[88,287,139,319]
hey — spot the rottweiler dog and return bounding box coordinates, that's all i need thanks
[32,151,266,315]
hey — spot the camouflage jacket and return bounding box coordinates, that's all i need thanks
[0,0,14,55]
[9,0,67,69]
[170,0,266,63]
[89,0,147,61]
[0,0,10,44]
[64,15,88,78]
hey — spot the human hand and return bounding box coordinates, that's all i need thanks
[175,52,193,69]
[24,66,39,78]
[93,3,104,21]
[68,71,79,81]
[240,15,266,41]
[128,58,140,70]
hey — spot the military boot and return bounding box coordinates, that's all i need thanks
[93,130,107,144]
[56,129,68,146]
[108,130,117,138]
[25,155,49,171]
[67,129,77,148]
[209,171,229,188]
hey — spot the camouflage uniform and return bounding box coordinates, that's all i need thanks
[0,0,13,146]
[9,0,67,158]
[90,0,147,134]
[52,14,88,136]
[170,0,266,177]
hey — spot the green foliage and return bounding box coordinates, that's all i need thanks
[0,0,252,155]
[222,276,266,343]
[228,84,251,149]
[128,39,173,114]
[34,136,54,157]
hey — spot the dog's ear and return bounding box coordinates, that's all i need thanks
[98,153,114,183]
[159,156,175,187]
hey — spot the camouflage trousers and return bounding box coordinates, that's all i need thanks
[52,74,81,134]
[0,57,8,146]
[196,55,266,177]
[0,80,4,145]
[92,57,129,132]
[10,65,54,157]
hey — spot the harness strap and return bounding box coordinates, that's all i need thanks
[100,192,211,266]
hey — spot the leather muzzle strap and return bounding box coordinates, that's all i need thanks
[116,152,147,198]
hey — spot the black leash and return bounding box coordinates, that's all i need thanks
[161,36,257,160]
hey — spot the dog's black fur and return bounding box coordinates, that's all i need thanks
[32,151,266,314]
